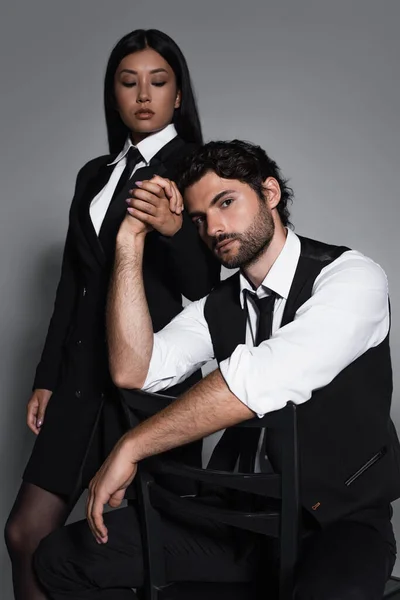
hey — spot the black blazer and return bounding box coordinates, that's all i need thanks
[34,137,219,392]
[24,137,219,497]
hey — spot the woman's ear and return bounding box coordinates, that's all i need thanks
[174,89,182,109]
[263,177,281,210]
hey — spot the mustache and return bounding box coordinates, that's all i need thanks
[211,233,239,250]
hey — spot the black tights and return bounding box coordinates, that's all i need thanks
[4,482,73,600]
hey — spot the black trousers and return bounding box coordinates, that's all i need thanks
[34,504,396,600]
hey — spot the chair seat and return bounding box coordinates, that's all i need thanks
[150,484,281,536]
[148,582,260,600]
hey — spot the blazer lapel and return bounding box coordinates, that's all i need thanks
[68,156,114,268]
[80,162,113,265]
[152,136,187,166]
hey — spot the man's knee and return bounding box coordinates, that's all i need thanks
[33,526,87,596]
[34,510,145,595]
[34,530,61,590]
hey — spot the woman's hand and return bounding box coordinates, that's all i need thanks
[126,177,183,237]
[149,175,184,215]
[27,388,52,434]
[86,435,138,544]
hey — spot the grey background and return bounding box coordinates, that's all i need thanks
[0,0,399,595]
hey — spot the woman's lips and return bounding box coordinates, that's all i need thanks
[135,110,155,120]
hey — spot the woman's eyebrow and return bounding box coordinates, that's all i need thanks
[119,68,169,75]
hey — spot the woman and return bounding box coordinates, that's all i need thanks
[5,29,219,600]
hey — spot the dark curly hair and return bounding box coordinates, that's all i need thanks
[178,140,294,227]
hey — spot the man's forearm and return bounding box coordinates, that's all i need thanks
[107,228,153,388]
[123,369,255,461]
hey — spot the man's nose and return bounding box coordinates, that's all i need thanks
[207,215,224,238]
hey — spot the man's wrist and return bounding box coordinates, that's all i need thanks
[116,227,147,254]
[122,431,142,464]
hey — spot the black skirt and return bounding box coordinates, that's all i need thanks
[22,380,126,498]
[23,369,202,499]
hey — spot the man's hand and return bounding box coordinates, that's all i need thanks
[127,177,183,237]
[27,388,52,434]
[86,436,138,544]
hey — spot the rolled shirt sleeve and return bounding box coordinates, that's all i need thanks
[219,251,390,417]
[142,297,215,392]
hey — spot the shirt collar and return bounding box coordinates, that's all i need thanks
[239,228,301,308]
[107,123,178,166]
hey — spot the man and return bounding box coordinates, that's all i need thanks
[35,140,400,599]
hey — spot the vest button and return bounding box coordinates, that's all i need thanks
[82,287,87,297]
[75,390,81,398]
[76,339,82,346]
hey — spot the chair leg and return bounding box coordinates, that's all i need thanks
[136,471,169,600]
[279,403,300,600]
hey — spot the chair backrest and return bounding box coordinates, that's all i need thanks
[120,388,301,600]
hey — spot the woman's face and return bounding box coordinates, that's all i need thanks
[114,47,181,143]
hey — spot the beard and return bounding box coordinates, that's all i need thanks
[212,200,275,269]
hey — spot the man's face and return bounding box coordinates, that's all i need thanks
[185,171,275,269]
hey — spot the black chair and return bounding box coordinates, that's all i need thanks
[120,389,301,600]
[120,389,400,600]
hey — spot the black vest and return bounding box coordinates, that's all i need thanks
[204,236,400,525]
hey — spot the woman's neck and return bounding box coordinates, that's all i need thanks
[130,124,171,146]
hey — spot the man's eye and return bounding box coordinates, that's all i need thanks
[221,198,233,207]
[193,217,204,227]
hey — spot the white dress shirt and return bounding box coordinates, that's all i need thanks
[143,229,390,418]
[89,124,177,235]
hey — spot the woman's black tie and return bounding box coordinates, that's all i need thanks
[98,146,144,251]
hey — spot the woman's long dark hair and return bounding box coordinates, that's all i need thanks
[104,29,203,154]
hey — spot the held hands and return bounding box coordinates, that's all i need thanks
[86,435,138,544]
[27,388,52,434]
[123,175,184,237]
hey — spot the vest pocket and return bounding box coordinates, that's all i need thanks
[345,447,387,487]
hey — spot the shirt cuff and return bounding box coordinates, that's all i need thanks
[219,344,283,418]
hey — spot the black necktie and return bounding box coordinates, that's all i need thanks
[207,289,277,475]
[98,146,144,249]
[246,290,276,347]
[238,290,276,473]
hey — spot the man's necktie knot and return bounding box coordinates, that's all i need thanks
[245,289,277,346]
